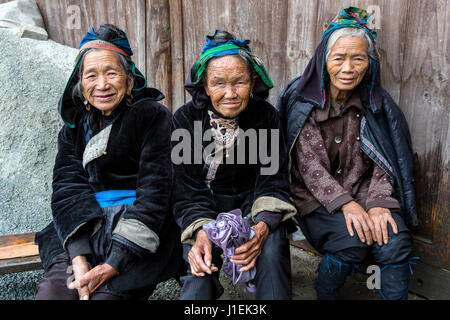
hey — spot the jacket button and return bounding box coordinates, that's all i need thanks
[356,113,360,118]
[356,137,361,141]
[334,136,343,144]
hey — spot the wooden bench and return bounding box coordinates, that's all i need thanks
[0,233,42,275]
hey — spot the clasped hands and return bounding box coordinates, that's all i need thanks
[187,221,269,277]
[341,201,398,246]
[68,256,119,300]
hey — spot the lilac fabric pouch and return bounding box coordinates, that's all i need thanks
[202,209,256,292]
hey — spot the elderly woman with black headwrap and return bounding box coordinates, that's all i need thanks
[35,24,182,300]
[277,7,418,300]
[172,30,297,300]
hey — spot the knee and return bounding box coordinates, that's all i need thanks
[258,227,290,264]
[36,277,55,300]
[36,274,76,300]
[372,231,412,265]
[180,272,223,300]
[332,246,369,265]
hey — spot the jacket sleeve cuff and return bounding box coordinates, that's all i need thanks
[366,199,400,212]
[251,196,297,223]
[105,241,136,274]
[325,193,354,213]
[181,218,215,245]
[112,218,160,254]
[254,211,282,232]
[66,234,92,260]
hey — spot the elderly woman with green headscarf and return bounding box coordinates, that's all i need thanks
[34,24,182,300]
[277,7,418,300]
[171,30,297,300]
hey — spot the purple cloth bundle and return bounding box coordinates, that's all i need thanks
[202,209,256,292]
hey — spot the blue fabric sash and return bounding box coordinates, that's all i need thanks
[94,190,136,208]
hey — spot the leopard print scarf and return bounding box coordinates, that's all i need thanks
[208,110,240,149]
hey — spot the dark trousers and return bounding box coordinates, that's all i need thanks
[36,204,183,300]
[179,224,292,300]
[298,206,413,300]
[36,253,150,300]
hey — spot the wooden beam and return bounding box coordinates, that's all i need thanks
[0,256,42,275]
[0,233,42,275]
[169,0,185,113]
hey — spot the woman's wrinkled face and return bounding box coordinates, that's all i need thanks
[81,50,131,116]
[204,55,254,118]
[326,36,369,94]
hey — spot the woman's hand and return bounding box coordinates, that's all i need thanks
[341,201,375,245]
[230,221,269,272]
[71,255,91,300]
[68,263,119,298]
[188,229,219,277]
[368,207,398,246]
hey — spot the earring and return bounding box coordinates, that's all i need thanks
[84,100,91,111]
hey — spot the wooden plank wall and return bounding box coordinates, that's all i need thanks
[0,0,448,270]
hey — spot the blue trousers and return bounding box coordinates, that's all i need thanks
[179,224,292,300]
[298,206,414,300]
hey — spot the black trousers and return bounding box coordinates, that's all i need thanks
[36,252,146,300]
[179,224,292,300]
[298,206,413,300]
[297,206,412,264]
[36,204,183,300]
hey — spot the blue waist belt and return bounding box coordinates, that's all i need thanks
[94,190,136,208]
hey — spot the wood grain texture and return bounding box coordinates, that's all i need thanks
[0,243,39,260]
[400,0,449,269]
[168,0,185,113]
[146,0,172,108]
[0,256,42,275]
[0,233,38,260]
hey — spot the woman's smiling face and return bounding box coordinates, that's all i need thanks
[204,55,255,118]
[81,50,132,116]
[326,36,369,94]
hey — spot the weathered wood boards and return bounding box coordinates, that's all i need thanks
[0,233,42,275]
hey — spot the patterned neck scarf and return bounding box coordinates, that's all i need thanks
[204,109,240,187]
[208,110,240,149]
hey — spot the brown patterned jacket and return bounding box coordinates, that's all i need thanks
[290,91,400,216]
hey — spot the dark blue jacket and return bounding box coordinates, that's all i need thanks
[276,76,418,227]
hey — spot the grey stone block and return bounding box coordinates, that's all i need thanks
[19,23,48,41]
[0,0,48,40]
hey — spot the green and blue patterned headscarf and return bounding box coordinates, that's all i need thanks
[186,30,274,108]
[190,33,274,89]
